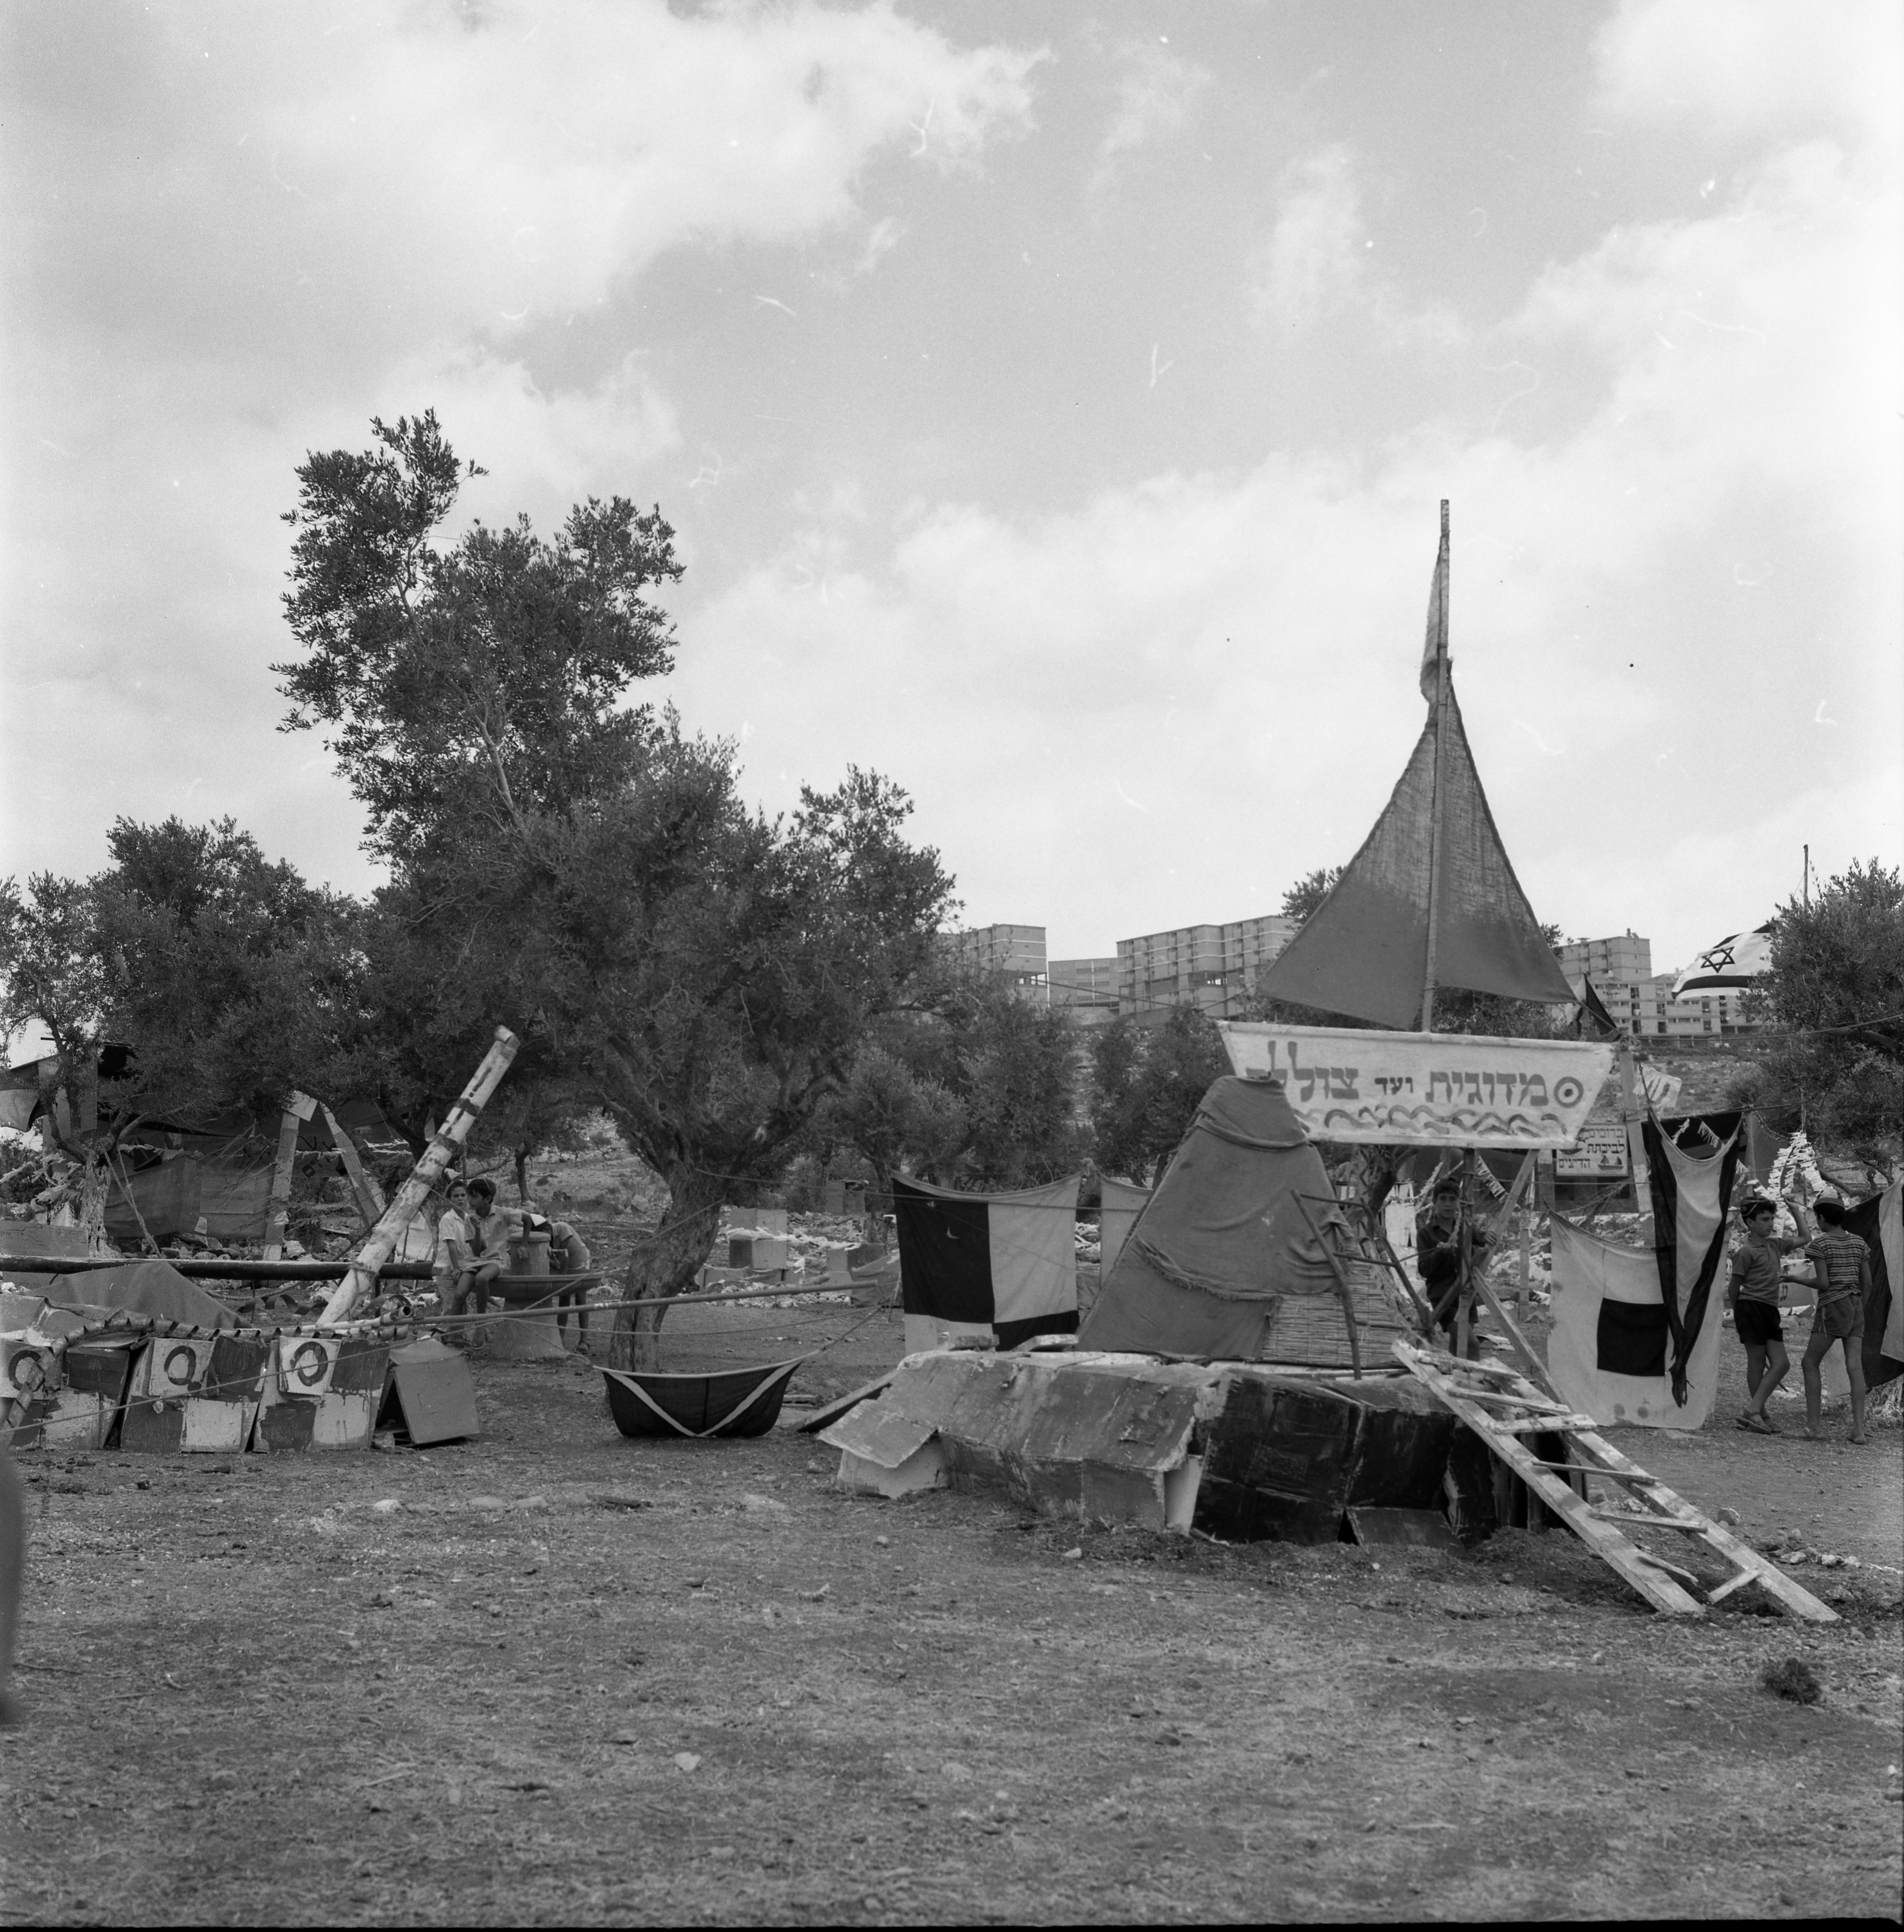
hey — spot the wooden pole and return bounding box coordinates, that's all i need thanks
[1617,1036,1647,1212]
[323,1104,386,1227]
[1420,499,1451,1033]
[261,1091,317,1262]
[318,1027,520,1325]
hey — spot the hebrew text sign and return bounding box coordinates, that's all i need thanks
[1217,1023,1613,1149]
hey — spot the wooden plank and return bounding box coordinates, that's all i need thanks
[323,1105,386,1227]
[796,1371,896,1436]
[1455,1387,1576,1414]
[1394,1339,1705,1617]
[1586,1508,1706,1531]
[261,1091,317,1262]
[1629,1548,1701,1588]
[1495,1411,1602,1433]
[318,1030,519,1326]
[1557,1422,1838,1625]
[1466,1269,1564,1401]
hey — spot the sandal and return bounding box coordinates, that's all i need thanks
[1737,1413,1776,1435]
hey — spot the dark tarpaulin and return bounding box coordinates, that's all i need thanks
[1256,687,1575,1029]
[1078,1077,1340,1358]
[1845,1191,1903,1390]
[60,1259,237,1330]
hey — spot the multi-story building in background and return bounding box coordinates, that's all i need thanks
[1559,932,1759,1037]
[1560,932,1652,1036]
[957,914,1297,1025]
[1114,914,1297,1024]
[1048,955,1120,1028]
[939,924,1049,1003]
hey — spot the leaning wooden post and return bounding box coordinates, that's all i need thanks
[262,1091,318,1261]
[318,1027,520,1327]
[323,1104,386,1228]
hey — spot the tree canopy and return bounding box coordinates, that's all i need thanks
[274,415,956,1352]
[1088,1005,1230,1185]
[1729,859,1904,1171]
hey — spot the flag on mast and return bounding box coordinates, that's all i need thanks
[1418,509,1450,703]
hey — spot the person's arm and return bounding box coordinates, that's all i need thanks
[1726,1244,1748,1313]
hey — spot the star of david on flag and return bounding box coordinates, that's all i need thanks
[1673,920,1775,996]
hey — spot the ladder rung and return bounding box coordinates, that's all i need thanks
[1705,1568,1760,1605]
[1528,1462,1661,1485]
[1459,1388,1572,1413]
[1629,1547,1701,1586]
[1494,1412,1598,1433]
[1585,1508,1706,1531]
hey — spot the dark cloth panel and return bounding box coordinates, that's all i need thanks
[1845,1193,1902,1388]
[1642,1119,1741,1404]
[993,1310,1079,1352]
[892,1178,994,1325]
[1595,1299,1669,1377]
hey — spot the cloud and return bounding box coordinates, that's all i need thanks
[674,19,1901,963]
[1250,144,1366,330]
[1597,0,1901,148]
[1088,39,1211,203]
[2,0,1042,890]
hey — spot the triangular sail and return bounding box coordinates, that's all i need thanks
[1257,683,1576,1028]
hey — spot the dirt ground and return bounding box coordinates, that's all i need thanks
[4,1290,1901,1927]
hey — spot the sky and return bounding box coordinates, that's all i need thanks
[3,0,1901,977]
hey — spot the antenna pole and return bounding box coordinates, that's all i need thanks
[1421,499,1450,1032]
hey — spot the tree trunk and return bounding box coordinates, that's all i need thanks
[611,1162,727,1371]
[515,1143,531,1205]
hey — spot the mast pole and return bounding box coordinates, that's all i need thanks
[1421,499,1451,1032]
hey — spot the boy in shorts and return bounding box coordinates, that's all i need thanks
[1728,1197,1804,1433]
[1801,1198,1870,1443]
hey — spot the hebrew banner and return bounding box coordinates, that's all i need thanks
[1217,1023,1613,1149]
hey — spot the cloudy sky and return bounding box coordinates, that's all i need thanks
[4,0,1899,976]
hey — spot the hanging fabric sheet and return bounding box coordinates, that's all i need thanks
[1845,1181,1904,1389]
[1548,1218,1728,1431]
[892,1174,1081,1355]
[1097,1178,1151,1279]
[1642,1117,1742,1403]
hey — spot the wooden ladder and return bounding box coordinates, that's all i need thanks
[1394,1338,1839,1622]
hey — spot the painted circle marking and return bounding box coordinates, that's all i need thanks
[1552,1077,1584,1107]
[288,1341,331,1389]
[162,1344,199,1390]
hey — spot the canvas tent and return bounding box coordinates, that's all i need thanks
[1077,1076,1410,1365]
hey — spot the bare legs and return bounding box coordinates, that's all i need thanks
[1743,1336,1790,1423]
[1802,1332,1868,1442]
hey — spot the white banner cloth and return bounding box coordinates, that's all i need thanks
[1217,1024,1613,1149]
[1548,1218,1724,1430]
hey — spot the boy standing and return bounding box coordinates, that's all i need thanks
[1729,1197,1804,1433]
[1417,1178,1490,1358]
[1802,1198,1871,1444]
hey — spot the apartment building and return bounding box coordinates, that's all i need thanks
[939,924,1049,1002]
[1048,955,1121,1028]
[1114,913,1298,1023]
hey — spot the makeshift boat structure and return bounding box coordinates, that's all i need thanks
[827,506,1678,1573]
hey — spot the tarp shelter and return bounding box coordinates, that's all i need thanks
[892,1175,1081,1354]
[59,1260,237,1330]
[1077,1077,1409,1365]
[1097,1178,1150,1278]
[104,1159,274,1247]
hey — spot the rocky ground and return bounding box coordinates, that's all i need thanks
[3,1287,1900,1927]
